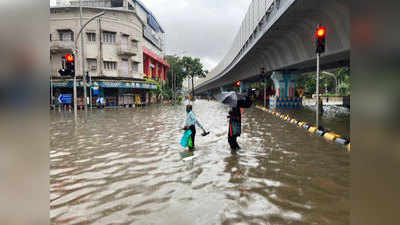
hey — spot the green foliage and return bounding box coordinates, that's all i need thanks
[181,56,208,79]
[165,55,208,91]
[144,78,161,96]
[296,67,350,97]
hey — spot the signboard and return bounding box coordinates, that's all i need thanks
[52,81,157,90]
[93,82,99,95]
[143,26,162,49]
[58,94,72,104]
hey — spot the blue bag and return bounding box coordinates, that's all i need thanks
[180,130,192,147]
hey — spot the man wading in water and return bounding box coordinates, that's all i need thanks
[228,107,242,153]
[183,105,206,152]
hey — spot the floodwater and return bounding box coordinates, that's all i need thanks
[50,100,349,225]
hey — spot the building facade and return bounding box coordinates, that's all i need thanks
[50,0,169,107]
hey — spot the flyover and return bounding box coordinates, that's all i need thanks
[195,0,350,95]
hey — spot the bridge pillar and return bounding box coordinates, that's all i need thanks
[220,87,228,92]
[269,71,302,109]
[240,81,249,94]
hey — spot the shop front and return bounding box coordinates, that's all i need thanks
[142,46,170,82]
[51,78,157,108]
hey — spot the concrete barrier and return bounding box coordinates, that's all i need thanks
[308,126,318,133]
[255,105,350,152]
[323,132,341,142]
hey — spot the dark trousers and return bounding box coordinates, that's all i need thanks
[189,125,196,150]
[228,135,239,150]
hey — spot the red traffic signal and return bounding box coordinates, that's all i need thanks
[315,25,326,54]
[316,26,326,38]
[235,81,241,87]
[260,67,265,74]
[65,54,74,63]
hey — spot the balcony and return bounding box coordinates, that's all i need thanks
[50,40,75,53]
[118,45,138,56]
[117,44,138,56]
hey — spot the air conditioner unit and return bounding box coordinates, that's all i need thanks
[91,64,97,70]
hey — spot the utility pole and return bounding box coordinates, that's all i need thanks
[80,0,88,120]
[50,76,53,108]
[191,75,195,101]
[264,75,266,108]
[89,71,92,110]
[73,11,105,124]
[171,63,175,103]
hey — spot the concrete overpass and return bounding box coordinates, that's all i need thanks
[195,0,350,95]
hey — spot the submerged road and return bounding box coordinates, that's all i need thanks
[50,100,349,225]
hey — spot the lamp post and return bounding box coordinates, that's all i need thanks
[322,71,338,95]
[169,50,186,103]
[73,9,105,123]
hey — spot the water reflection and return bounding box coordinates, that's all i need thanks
[50,100,349,225]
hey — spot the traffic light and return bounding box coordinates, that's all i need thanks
[235,81,241,87]
[58,53,75,76]
[65,54,75,76]
[315,25,326,54]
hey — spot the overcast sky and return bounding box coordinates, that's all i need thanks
[144,0,251,70]
[50,0,251,70]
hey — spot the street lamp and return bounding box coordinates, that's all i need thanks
[168,50,186,103]
[72,7,105,123]
[322,71,338,95]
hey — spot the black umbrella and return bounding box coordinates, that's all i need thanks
[215,91,252,108]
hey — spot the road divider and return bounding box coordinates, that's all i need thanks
[323,132,341,142]
[255,105,350,152]
[308,126,318,133]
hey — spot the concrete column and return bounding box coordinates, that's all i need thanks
[270,71,301,109]
[271,72,299,97]
[145,92,149,105]
[240,81,249,93]
[155,63,159,80]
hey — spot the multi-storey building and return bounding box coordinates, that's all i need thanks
[50,0,169,107]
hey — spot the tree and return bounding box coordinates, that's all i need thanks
[296,67,350,97]
[181,56,208,98]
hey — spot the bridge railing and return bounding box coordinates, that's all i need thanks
[198,0,289,88]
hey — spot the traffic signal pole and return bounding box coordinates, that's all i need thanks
[315,25,326,128]
[72,9,104,124]
[80,0,88,120]
[316,52,320,128]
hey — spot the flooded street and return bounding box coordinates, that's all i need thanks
[50,100,349,225]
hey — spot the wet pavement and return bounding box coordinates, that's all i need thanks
[50,100,349,225]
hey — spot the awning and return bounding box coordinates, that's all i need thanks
[143,46,170,68]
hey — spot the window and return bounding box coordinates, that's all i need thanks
[132,62,139,72]
[87,33,96,42]
[59,30,73,41]
[103,31,116,44]
[131,40,138,49]
[87,59,97,71]
[111,0,123,7]
[104,61,117,70]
